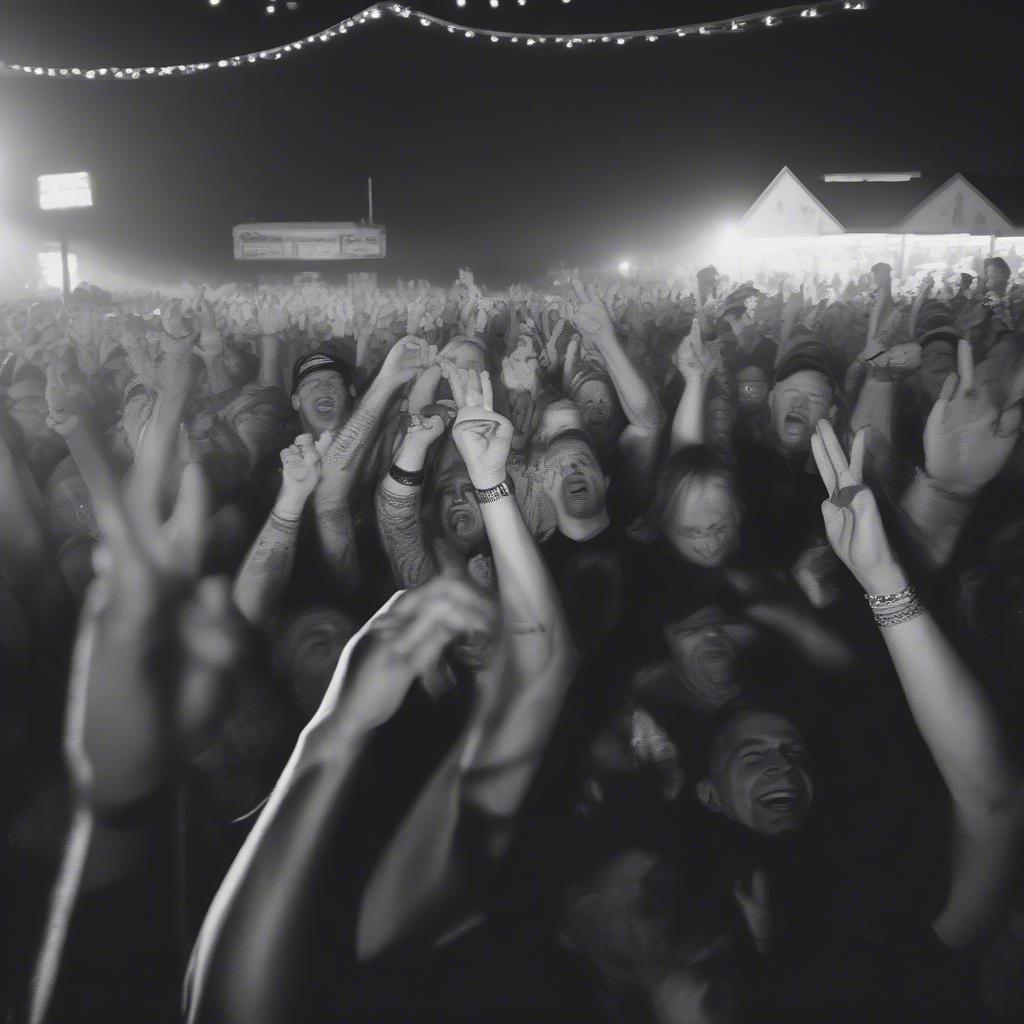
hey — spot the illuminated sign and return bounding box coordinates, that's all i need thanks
[38,172,93,210]
[233,223,387,261]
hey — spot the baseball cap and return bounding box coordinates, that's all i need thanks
[773,339,841,395]
[291,352,353,395]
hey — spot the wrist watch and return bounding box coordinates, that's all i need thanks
[475,476,515,504]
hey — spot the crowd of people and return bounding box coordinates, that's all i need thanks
[2,253,1024,1023]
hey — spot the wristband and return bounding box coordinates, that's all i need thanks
[389,464,425,488]
[474,477,515,504]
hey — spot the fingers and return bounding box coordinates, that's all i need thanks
[480,370,493,411]
[995,403,1023,440]
[816,420,851,488]
[933,370,958,414]
[956,338,974,393]
[810,428,837,496]
[848,427,867,484]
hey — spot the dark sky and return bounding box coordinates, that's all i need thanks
[0,0,1021,286]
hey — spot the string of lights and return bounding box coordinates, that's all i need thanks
[0,0,867,80]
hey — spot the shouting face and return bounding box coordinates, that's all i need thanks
[435,469,486,555]
[544,433,608,521]
[699,709,813,836]
[291,369,351,434]
[768,370,834,454]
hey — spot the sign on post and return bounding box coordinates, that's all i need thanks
[233,223,387,261]
[38,172,93,211]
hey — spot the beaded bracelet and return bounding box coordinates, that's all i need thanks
[475,477,515,504]
[865,584,915,610]
[389,463,425,488]
[873,600,925,629]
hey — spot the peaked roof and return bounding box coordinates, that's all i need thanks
[739,167,844,238]
[956,173,1024,228]
[804,175,936,233]
[894,173,1017,234]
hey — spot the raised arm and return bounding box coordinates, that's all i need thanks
[356,370,578,961]
[233,434,321,625]
[28,390,245,1024]
[812,420,1023,950]
[573,285,665,495]
[185,580,494,1024]
[313,337,438,595]
[668,314,717,453]
[899,339,1024,570]
[374,411,446,590]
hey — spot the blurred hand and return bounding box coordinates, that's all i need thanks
[67,449,246,817]
[321,576,498,736]
[924,339,1024,496]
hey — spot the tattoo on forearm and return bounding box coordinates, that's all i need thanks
[235,514,300,620]
[316,503,361,595]
[324,392,387,470]
[375,485,434,590]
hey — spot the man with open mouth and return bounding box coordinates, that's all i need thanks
[290,351,355,436]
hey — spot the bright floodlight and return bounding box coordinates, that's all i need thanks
[717,222,740,242]
[38,172,93,211]
[209,0,221,6]
[618,260,632,275]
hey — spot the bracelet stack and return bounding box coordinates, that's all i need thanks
[865,584,924,628]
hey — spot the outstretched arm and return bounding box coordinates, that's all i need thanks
[668,315,717,453]
[573,285,665,496]
[185,581,494,1024]
[314,337,438,595]
[813,420,1022,950]
[898,339,1024,571]
[233,434,322,625]
[374,412,445,590]
[356,370,578,961]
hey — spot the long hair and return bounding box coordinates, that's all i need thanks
[646,445,745,540]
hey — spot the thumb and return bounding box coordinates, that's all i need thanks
[995,403,1023,440]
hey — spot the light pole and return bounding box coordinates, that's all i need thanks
[38,171,93,298]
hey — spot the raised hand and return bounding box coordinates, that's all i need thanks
[673,314,718,381]
[449,369,513,489]
[278,433,322,510]
[402,411,447,454]
[66,447,247,818]
[318,576,498,736]
[923,339,1024,495]
[377,335,437,388]
[256,294,289,337]
[810,421,905,595]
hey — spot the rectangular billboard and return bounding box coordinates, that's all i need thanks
[233,223,386,261]
[38,172,93,211]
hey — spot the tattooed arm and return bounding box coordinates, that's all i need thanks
[233,435,321,626]
[314,338,439,595]
[374,413,445,590]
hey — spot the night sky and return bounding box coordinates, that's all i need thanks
[0,0,1021,286]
